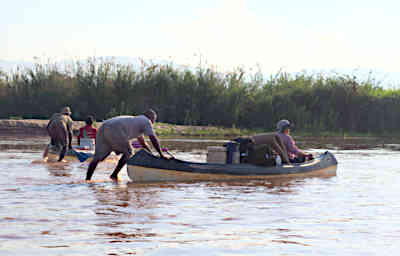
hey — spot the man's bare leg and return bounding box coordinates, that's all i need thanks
[110,154,129,181]
[86,159,100,180]
[43,144,49,161]
[58,146,67,162]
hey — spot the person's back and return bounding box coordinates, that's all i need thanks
[103,115,155,140]
[79,125,97,139]
[49,113,73,130]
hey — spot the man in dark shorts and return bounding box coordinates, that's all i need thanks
[43,106,74,162]
[86,109,167,181]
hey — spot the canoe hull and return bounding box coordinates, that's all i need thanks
[128,164,337,183]
[127,150,338,183]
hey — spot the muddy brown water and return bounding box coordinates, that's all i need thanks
[1,135,400,255]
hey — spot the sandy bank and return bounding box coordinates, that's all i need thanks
[0,119,243,137]
[0,119,88,135]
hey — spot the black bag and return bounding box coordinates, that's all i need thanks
[233,136,255,163]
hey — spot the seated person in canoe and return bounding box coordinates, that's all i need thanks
[276,119,313,163]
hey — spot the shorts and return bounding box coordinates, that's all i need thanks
[47,143,62,154]
[93,123,133,161]
[47,120,68,148]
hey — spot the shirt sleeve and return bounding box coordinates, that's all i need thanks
[142,119,155,136]
[286,135,301,156]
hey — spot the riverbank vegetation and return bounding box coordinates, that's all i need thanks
[1,58,399,135]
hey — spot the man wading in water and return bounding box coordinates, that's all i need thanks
[85,109,167,181]
[43,106,74,162]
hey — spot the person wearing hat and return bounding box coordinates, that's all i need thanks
[85,109,168,181]
[276,119,313,163]
[43,106,74,162]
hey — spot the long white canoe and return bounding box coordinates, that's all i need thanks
[127,149,338,183]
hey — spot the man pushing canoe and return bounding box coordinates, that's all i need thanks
[86,109,167,181]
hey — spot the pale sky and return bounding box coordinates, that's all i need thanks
[2,0,400,83]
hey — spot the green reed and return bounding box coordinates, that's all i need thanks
[1,58,400,135]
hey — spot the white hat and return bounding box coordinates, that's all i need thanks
[61,106,71,115]
[276,119,291,132]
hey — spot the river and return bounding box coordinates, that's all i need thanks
[0,135,399,255]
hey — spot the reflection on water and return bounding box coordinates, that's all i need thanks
[1,136,400,255]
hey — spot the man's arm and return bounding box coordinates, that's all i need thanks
[67,118,73,149]
[46,119,52,132]
[137,135,152,152]
[68,130,73,149]
[287,137,310,158]
[286,135,304,156]
[149,135,166,159]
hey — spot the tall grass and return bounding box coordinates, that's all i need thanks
[1,58,399,135]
